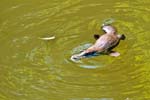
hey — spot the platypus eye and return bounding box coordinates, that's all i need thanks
[102,29,107,33]
[101,25,117,34]
[102,26,110,33]
[101,26,107,33]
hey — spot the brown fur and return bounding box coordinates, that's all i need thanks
[71,25,125,60]
[84,33,119,54]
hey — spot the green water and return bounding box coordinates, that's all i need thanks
[0,0,150,100]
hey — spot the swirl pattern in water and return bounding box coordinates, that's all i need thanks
[0,0,150,100]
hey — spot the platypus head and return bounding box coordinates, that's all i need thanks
[102,25,117,35]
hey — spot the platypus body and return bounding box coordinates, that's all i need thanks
[71,25,125,60]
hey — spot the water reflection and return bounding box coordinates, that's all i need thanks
[0,0,150,100]
[69,98,114,100]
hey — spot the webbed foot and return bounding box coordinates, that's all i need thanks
[109,51,120,57]
[94,34,100,40]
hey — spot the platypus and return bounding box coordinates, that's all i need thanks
[71,25,125,60]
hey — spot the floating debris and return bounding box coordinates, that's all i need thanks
[39,36,55,40]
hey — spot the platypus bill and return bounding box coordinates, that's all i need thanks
[71,25,126,61]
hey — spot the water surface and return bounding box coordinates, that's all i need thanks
[0,0,150,100]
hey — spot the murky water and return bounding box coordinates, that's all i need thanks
[0,0,150,100]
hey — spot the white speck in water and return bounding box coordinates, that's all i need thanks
[79,65,98,69]
[39,36,55,40]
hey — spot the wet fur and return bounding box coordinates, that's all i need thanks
[71,25,126,60]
